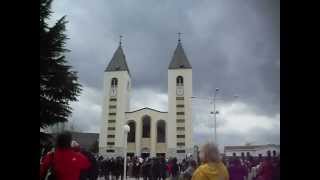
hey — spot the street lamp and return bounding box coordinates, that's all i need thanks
[212,88,219,144]
[123,124,130,180]
[191,91,239,145]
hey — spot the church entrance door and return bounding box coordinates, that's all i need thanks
[156,153,165,158]
[141,153,150,159]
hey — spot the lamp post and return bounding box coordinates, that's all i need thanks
[212,88,219,144]
[123,124,130,180]
[191,91,238,145]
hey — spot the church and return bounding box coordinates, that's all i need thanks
[99,37,193,160]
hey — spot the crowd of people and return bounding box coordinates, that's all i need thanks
[40,131,280,180]
[222,153,280,180]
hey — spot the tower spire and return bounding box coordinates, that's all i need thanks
[168,33,192,69]
[119,35,123,47]
[177,32,183,43]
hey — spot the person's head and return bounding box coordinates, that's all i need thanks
[173,157,177,164]
[56,131,72,149]
[71,140,80,152]
[199,143,221,163]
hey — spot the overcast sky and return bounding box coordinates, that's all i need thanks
[50,0,279,150]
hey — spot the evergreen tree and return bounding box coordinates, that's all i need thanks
[40,0,81,130]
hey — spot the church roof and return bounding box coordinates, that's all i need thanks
[126,107,168,113]
[168,41,192,69]
[105,45,130,75]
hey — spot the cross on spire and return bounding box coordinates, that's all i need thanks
[177,32,183,42]
[119,35,123,47]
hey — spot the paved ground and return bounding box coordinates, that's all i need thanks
[97,177,170,180]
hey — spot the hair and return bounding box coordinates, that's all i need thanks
[55,131,72,149]
[200,143,221,163]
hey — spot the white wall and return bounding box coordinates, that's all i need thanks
[125,108,168,156]
[224,146,280,157]
[168,69,193,159]
[99,70,131,157]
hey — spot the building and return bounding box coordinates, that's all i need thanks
[224,144,280,158]
[45,131,99,151]
[70,132,99,151]
[99,38,193,159]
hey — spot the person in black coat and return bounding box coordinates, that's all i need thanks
[141,158,151,180]
[101,158,110,180]
[113,157,122,180]
[171,158,179,180]
[151,158,160,180]
[80,150,98,180]
[110,158,117,180]
[132,157,141,179]
[158,157,167,180]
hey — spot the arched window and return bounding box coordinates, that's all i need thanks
[267,150,271,157]
[241,152,245,158]
[272,150,277,157]
[176,76,183,86]
[111,78,118,87]
[127,121,135,143]
[142,115,151,138]
[157,120,166,143]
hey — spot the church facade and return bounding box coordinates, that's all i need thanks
[99,39,193,159]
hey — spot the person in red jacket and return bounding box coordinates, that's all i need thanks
[257,157,273,180]
[40,131,91,180]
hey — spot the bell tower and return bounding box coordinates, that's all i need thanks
[167,35,193,159]
[99,38,131,157]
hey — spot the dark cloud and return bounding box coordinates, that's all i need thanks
[51,0,279,145]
